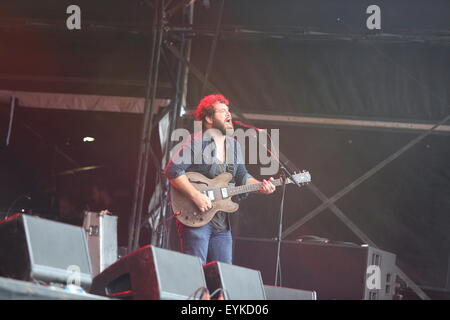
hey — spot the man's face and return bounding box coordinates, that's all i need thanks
[207,102,233,134]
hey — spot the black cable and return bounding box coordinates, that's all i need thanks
[187,286,210,300]
[210,287,228,300]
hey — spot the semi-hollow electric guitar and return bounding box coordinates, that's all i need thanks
[171,171,311,227]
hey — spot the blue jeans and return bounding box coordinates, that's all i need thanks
[178,222,232,265]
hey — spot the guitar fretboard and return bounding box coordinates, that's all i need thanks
[228,178,285,196]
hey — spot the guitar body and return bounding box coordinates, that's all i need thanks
[171,172,239,227]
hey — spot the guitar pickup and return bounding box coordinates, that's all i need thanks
[220,188,229,199]
[203,190,215,201]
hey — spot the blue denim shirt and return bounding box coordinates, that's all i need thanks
[164,130,253,200]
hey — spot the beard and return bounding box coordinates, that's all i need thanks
[212,118,234,135]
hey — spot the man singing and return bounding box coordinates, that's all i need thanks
[164,94,275,265]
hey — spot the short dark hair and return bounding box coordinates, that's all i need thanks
[195,94,229,122]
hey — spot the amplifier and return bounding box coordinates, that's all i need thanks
[234,239,397,300]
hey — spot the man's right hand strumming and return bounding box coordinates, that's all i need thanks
[169,174,212,213]
[190,191,212,213]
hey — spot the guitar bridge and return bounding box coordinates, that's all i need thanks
[202,190,215,201]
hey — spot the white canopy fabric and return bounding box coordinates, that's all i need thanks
[0,90,170,114]
[1,90,447,134]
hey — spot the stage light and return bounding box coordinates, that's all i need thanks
[83,137,95,142]
[180,106,186,116]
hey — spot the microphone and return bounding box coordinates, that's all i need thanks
[232,120,265,132]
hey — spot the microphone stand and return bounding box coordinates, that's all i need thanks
[274,167,288,286]
[257,131,304,287]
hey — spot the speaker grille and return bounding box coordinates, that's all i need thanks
[204,262,266,300]
[91,245,207,300]
[151,247,207,300]
[24,215,91,273]
[0,214,92,289]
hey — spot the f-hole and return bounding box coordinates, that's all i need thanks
[189,179,209,187]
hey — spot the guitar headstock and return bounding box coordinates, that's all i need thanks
[287,170,311,186]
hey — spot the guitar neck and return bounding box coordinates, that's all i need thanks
[228,178,286,197]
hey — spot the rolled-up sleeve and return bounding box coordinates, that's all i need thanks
[164,140,193,180]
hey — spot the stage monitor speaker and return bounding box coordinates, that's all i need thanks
[90,245,207,300]
[203,261,266,300]
[0,276,108,300]
[0,214,92,289]
[234,239,397,300]
[264,285,317,300]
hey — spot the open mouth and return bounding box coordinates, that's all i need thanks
[225,118,233,126]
